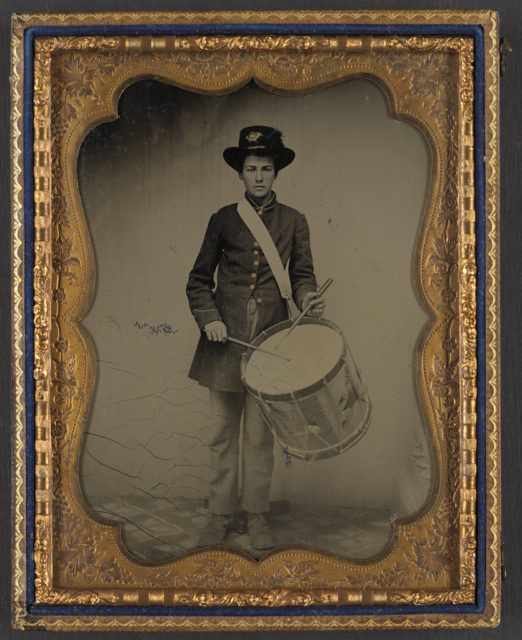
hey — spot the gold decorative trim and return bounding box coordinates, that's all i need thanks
[6,613,505,633]
[12,9,499,27]
[11,10,501,631]
[11,20,28,631]
[482,11,501,627]
[37,30,473,604]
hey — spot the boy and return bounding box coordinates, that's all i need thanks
[187,126,324,549]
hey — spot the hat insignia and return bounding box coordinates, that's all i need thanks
[246,131,262,143]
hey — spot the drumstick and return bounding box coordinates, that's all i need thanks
[227,336,291,361]
[275,277,334,348]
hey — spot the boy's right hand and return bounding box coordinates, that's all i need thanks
[204,320,228,343]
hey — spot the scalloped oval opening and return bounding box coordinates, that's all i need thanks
[78,78,432,563]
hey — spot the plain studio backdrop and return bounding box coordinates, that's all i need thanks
[78,78,432,544]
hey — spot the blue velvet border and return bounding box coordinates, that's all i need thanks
[473,24,487,616]
[23,21,487,618]
[23,27,36,607]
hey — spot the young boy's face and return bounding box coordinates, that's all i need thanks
[239,155,276,200]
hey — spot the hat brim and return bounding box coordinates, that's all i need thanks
[223,147,295,172]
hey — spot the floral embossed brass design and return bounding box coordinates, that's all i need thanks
[11,9,500,632]
[35,30,473,602]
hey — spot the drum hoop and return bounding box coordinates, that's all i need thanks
[240,317,348,401]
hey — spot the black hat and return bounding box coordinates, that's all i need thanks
[223,126,295,172]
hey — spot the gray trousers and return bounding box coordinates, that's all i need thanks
[207,298,274,515]
[208,389,274,515]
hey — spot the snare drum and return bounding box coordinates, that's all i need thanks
[241,317,371,461]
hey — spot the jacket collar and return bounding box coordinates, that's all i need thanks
[245,190,277,214]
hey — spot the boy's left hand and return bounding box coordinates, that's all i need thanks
[301,291,326,317]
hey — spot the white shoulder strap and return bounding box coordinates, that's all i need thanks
[236,198,292,300]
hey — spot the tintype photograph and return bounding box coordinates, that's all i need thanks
[78,78,432,561]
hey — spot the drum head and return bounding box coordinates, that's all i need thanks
[243,319,344,397]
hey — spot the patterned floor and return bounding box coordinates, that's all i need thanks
[90,494,394,561]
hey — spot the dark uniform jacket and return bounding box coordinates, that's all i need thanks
[186,195,317,392]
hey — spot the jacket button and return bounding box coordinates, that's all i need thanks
[253,250,259,255]
[257,210,263,216]
[249,284,255,290]
[256,298,262,303]
[253,242,259,247]
[253,261,259,266]
[251,273,256,278]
